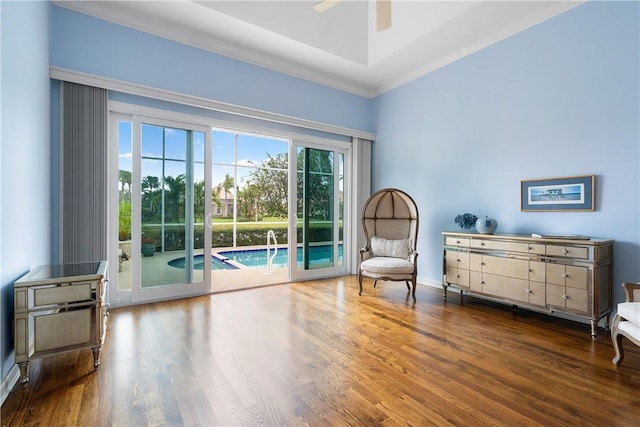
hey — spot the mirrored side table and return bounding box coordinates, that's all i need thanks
[13,261,108,386]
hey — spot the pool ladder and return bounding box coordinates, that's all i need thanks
[266,230,278,274]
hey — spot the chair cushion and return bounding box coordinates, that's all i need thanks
[370,237,411,259]
[618,302,640,325]
[619,320,640,341]
[360,256,415,274]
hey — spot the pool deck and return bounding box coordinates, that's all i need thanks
[117,246,290,295]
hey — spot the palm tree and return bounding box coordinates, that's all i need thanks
[141,175,161,222]
[164,174,186,223]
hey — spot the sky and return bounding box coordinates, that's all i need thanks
[118,121,289,190]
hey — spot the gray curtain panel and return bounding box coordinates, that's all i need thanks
[61,82,108,264]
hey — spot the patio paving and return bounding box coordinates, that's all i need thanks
[116,246,290,297]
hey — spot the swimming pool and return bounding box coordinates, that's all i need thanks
[168,245,343,270]
[219,245,343,269]
[167,255,238,271]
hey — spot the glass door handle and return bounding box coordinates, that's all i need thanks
[205,212,213,231]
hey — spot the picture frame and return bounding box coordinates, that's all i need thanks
[521,175,595,212]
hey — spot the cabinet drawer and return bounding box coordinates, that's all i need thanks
[470,240,526,253]
[480,273,530,303]
[446,266,469,288]
[546,245,589,259]
[546,284,589,314]
[529,261,545,283]
[445,250,469,269]
[33,282,93,307]
[528,281,546,306]
[546,264,588,289]
[469,240,546,255]
[33,308,92,352]
[446,237,469,247]
[482,256,529,280]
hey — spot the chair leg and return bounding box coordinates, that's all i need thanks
[358,272,363,296]
[373,280,378,288]
[611,315,624,365]
[411,280,416,301]
[405,281,410,291]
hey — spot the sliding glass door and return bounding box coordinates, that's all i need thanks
[112,115,211,304]
[290,142,349,281]
[210,129,290,291]
[110,108,352,304]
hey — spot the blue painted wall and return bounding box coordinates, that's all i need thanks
[371,1,640,305]
[50,6,373,134]
[0,0,52,387]
[1,0,639,395]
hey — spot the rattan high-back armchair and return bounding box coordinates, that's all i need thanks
[358,188,419,299]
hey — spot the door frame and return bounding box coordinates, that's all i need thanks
[109,106,214,305]
[289,139,351,282]
[108,101,356,305]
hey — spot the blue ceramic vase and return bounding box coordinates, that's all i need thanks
[476,216,498,234]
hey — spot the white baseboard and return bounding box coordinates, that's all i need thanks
[417,277,444,290]
[1,364,19,405]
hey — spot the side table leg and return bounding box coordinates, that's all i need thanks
[18,361,30,386]
[590,320,597,339]
[92,345,102,369]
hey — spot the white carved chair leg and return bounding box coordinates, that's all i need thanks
[611,314,624,365]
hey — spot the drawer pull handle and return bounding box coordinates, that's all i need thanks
[562,294,569,300]
[528,246,533,250]
[562,273,568,278]
[527,289,532,294]
[562,249,568,254]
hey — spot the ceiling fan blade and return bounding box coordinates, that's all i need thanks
[313,0,344,13]
[377,0,391,31]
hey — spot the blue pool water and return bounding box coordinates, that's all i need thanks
[167,255,238,271]
[168,245,343,270]
[220,245,343,269]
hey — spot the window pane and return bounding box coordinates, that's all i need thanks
[118,121,133,292]
[212,130,235,164]
[165,128,186,160]
[141,124,163,158]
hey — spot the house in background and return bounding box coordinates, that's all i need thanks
[213,187,235,218]
[1,0,638,403]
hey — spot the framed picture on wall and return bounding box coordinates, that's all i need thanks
[521,175,595,211]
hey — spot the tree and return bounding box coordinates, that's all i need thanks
[141,175,161,223]
[193,180,205,222]
[222,173,234,195]
[164,174,186,223]
[238,183,261,221]
[297,149,334,220]
[242,153,288,218]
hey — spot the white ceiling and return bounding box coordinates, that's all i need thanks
[55,0,584,98]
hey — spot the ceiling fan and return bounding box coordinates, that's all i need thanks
[313,0,391,32]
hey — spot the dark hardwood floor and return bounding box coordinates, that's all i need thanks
[2,276,639,426]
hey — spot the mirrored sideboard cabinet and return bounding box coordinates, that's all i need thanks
[442,232,613,338]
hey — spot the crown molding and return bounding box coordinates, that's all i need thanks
[49,66,376,141]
